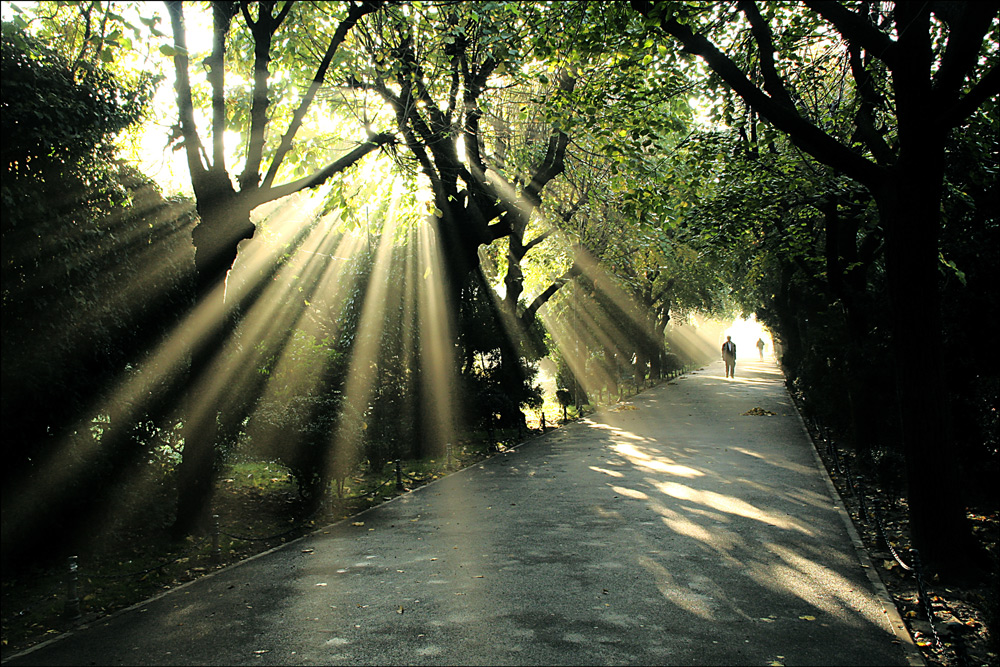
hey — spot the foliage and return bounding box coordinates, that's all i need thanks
[455,270,544,431]
[3,0,168,66]
[1,22,157,182]
[1,27,193,571]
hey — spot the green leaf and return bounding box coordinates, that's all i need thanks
[939,253,967,286]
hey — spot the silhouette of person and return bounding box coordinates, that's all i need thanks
[722,336,736,378]
[756,337,765,359]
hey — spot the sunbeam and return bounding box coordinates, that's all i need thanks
[330,194,405,479]
[414,217,460,457]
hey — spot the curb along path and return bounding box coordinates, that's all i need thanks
[4,358,918,666]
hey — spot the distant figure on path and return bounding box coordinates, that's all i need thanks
[756,337,765,359]
[722,336,737,378]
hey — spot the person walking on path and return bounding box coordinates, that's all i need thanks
[722,335,737,377]
[757,337,765,359]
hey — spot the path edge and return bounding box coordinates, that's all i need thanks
[785,380,925,667]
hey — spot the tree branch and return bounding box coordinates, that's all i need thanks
[238,1,291,191]
[932,2,997,101]
[462,56,498,180]
[650,9,883,188]
[521,70,576,207]
[847,41,894,165]
[208,2,237,172]
[651,277,675,306]
[523,263,581,321]
[738,0,796,110]
[262,0,384,189]
[377,72,444,194]
[247,133,395,208]
[944,63,1000,129]
[165,1,208,180]
[523,229,553,254]
[803,1,897,68]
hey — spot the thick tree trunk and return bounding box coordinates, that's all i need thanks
[840,304,882,458]
[876,146,975,571]
[875,5,981,570]
[172,192,255,538]
[497,233,530,430]
[497,335,529,431]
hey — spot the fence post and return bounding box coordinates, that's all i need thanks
[446,443,453,469]
[65,556,81,622]
[212,514,222,564]
[395,459,403,491]
[540,412,546,432]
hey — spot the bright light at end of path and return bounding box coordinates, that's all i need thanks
[724,315,773,359]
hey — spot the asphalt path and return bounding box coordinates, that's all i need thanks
[3,357,920,666]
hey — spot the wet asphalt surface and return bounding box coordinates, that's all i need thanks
[2,358,919,666]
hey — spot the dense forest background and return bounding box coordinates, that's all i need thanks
[2,2,997,646]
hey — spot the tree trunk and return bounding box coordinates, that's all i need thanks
[634,349,648,389]
[497,334,529,430]
[172,192,255,538]
[497,232,529,430]
[771,261,803,378]
[876,145,975,571]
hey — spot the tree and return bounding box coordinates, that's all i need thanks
[340,2,584,429]
[634,0,999,571]
[471,0,711,412]
[364,3,579,274]
[163,0,396,535]
[504,0,728,388]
